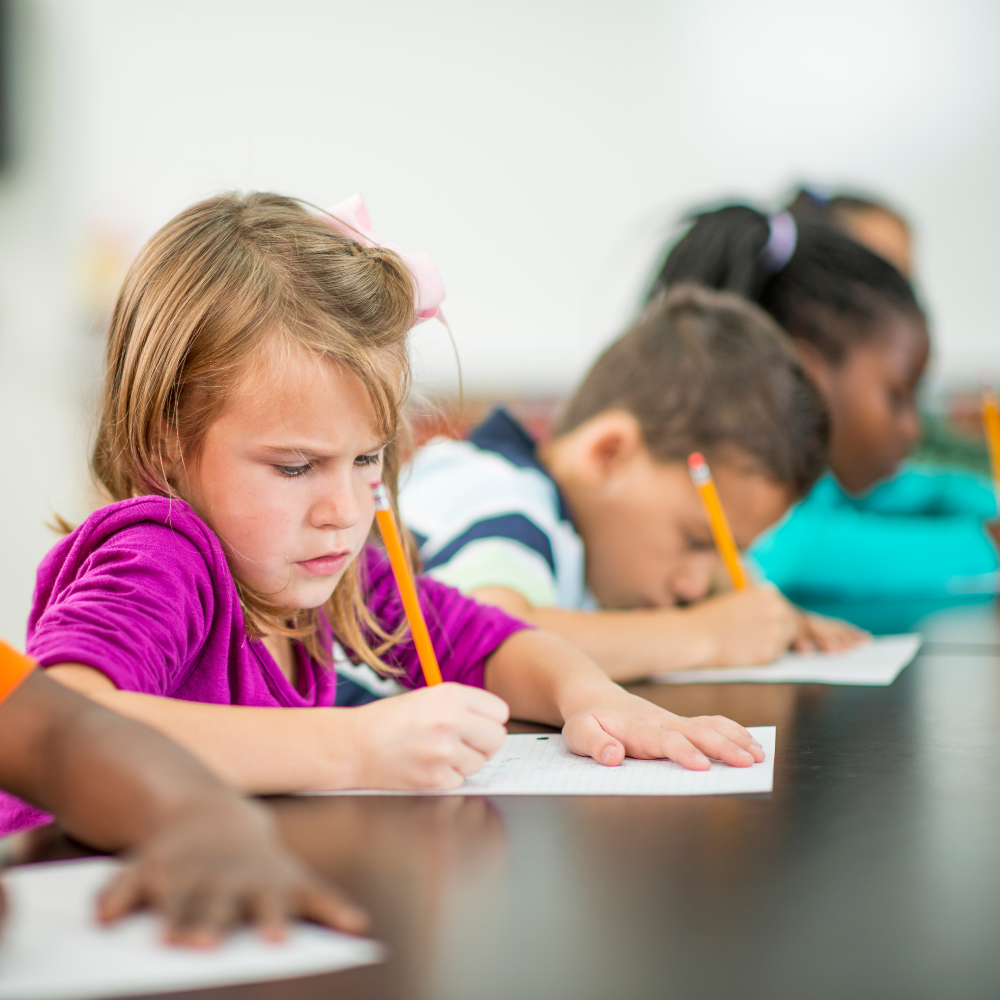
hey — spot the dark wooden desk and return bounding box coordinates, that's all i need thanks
[10,599,1000,1000]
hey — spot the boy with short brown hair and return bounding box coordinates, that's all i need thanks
[401,285,862,682]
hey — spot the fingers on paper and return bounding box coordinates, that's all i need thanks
[686,715,763,763]
[296,878,370,936]
[564,713,626,768]
[98,859,370,947]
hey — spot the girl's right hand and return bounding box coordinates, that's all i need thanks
[352,683,509,791]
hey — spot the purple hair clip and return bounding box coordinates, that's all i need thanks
[323,193,445,325]
[759,211,798,280]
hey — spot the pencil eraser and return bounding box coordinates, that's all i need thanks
[688,452,705,469]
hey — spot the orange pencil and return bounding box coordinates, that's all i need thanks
[687,452,747,591]
[0,640,35,706]
[982,389,1000,499]
[372,484,443,687]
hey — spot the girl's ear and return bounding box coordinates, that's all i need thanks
[152,416,182,483]
[577,410,644,485]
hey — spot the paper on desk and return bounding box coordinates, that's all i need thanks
[0,858,382,1000]
[653,633,921,686]
[317,726,774,797]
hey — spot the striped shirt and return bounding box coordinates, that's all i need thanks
[400,408,590,608]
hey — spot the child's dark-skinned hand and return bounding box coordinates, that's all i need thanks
[96,796,368,948]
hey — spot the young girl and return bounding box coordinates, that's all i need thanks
[1,193,762,833]
[649,204,998,600]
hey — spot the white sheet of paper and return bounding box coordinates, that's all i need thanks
[316,726,774,797]
[0,858,382,1000]
[652,633,922,686]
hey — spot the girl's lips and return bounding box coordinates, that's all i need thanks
[296,551,351,577]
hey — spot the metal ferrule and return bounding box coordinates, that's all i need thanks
[689,462,711,486]
[372,483,391,511]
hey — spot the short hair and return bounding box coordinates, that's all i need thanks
[555,285,829,498]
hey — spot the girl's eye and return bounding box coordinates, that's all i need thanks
[275,464,312,478]
[355,452,382,468]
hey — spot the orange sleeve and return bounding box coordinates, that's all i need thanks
[0,640,35,706]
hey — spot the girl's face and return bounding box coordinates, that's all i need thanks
[173,349,389,611]
[798,310,929,495]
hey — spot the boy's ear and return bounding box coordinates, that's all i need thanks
[577,410,644,484]
[791,339,834,397]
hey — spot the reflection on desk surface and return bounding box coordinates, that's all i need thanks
[8,608,1000,1000]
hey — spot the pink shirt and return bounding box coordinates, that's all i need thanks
[1,495,529,833]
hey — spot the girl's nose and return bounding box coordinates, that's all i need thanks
[311,478,364,530]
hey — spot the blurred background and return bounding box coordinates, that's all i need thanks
[1,0,999,641]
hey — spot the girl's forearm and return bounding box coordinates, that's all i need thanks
[44,666,360,794]
[482,629,624,727]
[88,690,359,793]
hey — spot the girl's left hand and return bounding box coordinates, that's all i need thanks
[561,691,765,771]
[792,611,869,653]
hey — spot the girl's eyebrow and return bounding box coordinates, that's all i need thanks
[258,439,389,459]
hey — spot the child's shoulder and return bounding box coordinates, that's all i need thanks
[40,495,228,585]
[404,434,564,528]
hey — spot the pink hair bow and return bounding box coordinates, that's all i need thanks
[324,193,445,324]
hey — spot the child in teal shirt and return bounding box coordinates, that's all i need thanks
[651,204,999,599]
[751,467,997,598]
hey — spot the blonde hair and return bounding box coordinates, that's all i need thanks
[93,191,417,671]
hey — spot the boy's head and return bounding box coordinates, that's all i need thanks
[650,205,928,495]
[540,285,828,609]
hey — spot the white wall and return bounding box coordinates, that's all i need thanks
[1,0,999,640]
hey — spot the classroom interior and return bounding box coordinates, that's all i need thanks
[1,2,1000,999]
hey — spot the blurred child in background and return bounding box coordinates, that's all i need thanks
[401,285,863,682]
[0,640,365,945]
[786,187,913,277]
[649,205,998,601]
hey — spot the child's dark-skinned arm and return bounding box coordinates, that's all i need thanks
[0,670,367,946]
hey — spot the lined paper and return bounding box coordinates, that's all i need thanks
[0,858,382,1000]
[318,726,775,797]
[652,634,921,686]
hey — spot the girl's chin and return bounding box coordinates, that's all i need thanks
[260,577,344,612]
[294,580,343,609]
